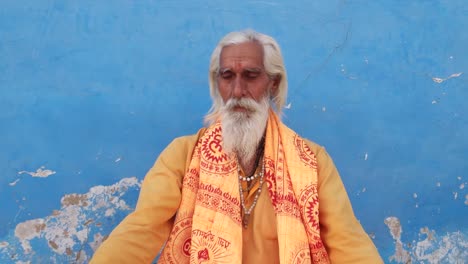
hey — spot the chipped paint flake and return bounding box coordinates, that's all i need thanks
[364,152,368,160]
[436,182,441,187]
[115,157,122,163]
[321,106,326,112]
[104,208,115,217]
[284,102,291,109]
[18,166,56,178]
[465,194,468,206]
[432,72,463,83]
[459,183,465,189]
[413,193,418,199]
[9,179,20,186]
[0,241,8,248]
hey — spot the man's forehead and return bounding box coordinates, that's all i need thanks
[219,42,264,69]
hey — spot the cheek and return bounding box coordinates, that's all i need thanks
[252,82,272,100]
[217,82,230,102]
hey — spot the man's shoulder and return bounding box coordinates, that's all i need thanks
[171,127,207,146]
[165,127,207,155]
[300,136,325,156]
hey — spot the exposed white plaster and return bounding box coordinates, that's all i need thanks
[364,152,368,160]
[18,166,56,178]
[284,103,291,109]
[105,208,116,217]
[9,179,20,186]
[385,217,468,263]
[88,233,106,252]
[413,193,418,199]
[459,183,465,190]
[14,219,45,253]
[7,177,141,261]
[115,157,122,163]
[432,72,463,83]
[384,217,411,263]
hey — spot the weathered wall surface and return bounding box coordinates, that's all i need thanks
[1,1,467,263]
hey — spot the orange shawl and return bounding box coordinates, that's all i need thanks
[158,111,330,263]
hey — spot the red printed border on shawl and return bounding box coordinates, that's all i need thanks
[294,135,318,169]
[264,158,302,219]
[200,127,237,175]
[196,183,242,224]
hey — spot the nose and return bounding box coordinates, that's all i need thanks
[232,76,245,99]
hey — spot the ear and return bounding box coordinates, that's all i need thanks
[270,75,281,96]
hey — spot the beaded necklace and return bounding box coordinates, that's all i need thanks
[238,158,265,229]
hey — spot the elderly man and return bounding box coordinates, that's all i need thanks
[91,30,383,263]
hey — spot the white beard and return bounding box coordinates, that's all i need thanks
[220,96,270,168]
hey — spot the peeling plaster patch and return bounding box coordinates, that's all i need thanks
[1,177,141,263]
[432,72,463,83]
[9,179,20,186]
[459,183,465,190]
[115,157,122,163]
[384,217,411,263]
[88,233,107,252]
[284,103,291,109]
[413,193,418,199]
[14,219,45,253]
[453,192,458,200]
[364,152,368,160]
[18,166,56,178]
[431,100,438,104]
[385,217,468,263]
[105,208,115,217]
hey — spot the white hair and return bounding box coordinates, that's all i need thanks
[204,29,288,125]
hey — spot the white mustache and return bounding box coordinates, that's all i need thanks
[224,98,259,112]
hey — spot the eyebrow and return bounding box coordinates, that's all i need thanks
[218,67,263,74]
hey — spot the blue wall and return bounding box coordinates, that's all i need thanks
[1,1,467,263]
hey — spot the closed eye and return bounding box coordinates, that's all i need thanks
[219,70,234,80]
[243,71,261,79]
